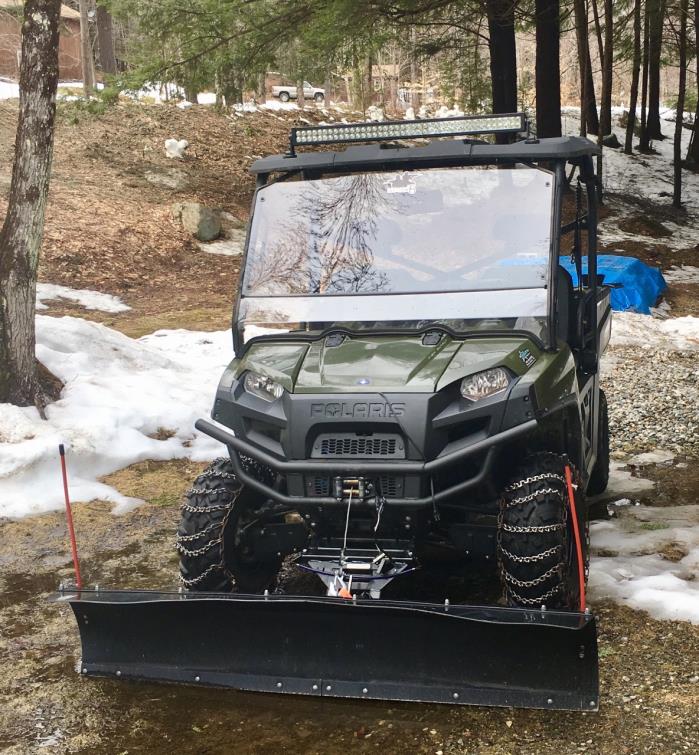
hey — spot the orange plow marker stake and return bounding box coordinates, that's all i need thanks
[564,464,586,612]
[59,444,82,589]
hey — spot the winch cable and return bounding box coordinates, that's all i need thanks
[341,486,353,563]
[336,487,355,598]
[564,463,586,612]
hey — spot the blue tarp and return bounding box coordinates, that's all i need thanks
[498,254,667,314]
[560,254,667,314]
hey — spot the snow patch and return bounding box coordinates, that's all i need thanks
[601,461,655,498]
[589,505,699,624]
[36,283,130,313]
[0,316,231,518]
[627,450,675,465]
[611,311,699,350]
[663,265,699,284]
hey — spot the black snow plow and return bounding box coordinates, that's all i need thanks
[56,587,599,711]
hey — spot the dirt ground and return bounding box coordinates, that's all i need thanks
[0,98,698,753]
[1,461,698,754]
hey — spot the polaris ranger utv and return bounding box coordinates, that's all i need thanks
[60,113,609,711]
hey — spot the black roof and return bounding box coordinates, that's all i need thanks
[250,136,600,176]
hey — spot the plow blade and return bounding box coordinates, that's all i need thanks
[57,589,599,711]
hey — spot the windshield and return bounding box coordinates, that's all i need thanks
[239,166,554,345]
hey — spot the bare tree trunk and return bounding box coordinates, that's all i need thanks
[639,0,651,149]
[625,0,642,154]
[79,0,95,95]
[0,0,61,406]
[296,79,305,110]
[590,0,605,65]
[486,0,518,140]
[95,4,116,75]
[646,0,665,139]
[410,27,419,110]
[598,0,613,137]
[673,0,688,208]
[596,0,613,193]
[573,0,599,135]
[535,0,562,137]
[685,0,699,165]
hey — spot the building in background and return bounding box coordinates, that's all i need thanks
[0,0,82,81]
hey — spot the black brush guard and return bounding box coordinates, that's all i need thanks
[56,588,599,711]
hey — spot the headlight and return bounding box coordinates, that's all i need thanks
[243,371,285,402]
[460,367,511,402]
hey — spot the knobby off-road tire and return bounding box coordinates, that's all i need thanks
[176,458,281,593]
[497,453,589,610]
[587,389,610,496]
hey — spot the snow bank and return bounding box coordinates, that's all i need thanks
[0,317,231,518]
[36,283,130,313]
[610,311,699,350]
[589,505,699,624]
[1,80,102,102]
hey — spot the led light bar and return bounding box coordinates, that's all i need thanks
[290,113,526,152]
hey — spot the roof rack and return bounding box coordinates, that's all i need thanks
[289,112,527,155]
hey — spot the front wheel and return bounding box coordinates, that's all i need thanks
[497,453,588,610]
[176,459,284,592]
[314,92,325,103]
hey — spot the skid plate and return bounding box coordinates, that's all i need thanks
[55,589,599,711]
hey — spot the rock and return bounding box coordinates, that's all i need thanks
[172,202,221,241]
[144,168,188,190]
[602,133,621,148]
[220,210,246,232]
[405,106,415,120]
[164,138,189,159]
[367,105,384,122]
[197,233,244,257]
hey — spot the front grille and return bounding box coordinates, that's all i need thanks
[312,433,405,459]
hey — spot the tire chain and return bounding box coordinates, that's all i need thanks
[498,468,570,607]
[507,583,564,606]
[500,521,565,533]
[179,562,222,588]
[503,487,564,508]
[504,561,563,588]
[499,543,562,564]
[176,467,240,587]
[175,535,223,558]
[504,473,566,492]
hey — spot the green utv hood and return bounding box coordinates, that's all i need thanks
[235,334,545,394]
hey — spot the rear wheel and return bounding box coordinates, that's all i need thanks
[587,389,610,496]
[497,453,588,610]
[176,459,283,593]
[279,91,290,102]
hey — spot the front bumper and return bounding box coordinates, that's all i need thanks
[195,416,538,507]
